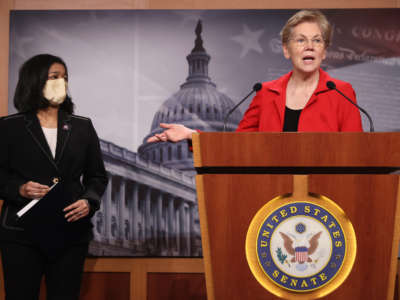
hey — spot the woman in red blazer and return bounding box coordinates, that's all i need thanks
[147,10,363,143]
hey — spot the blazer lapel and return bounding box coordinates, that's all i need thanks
[270,72,292,128]
[55,110,71,164]
[24,112,59,170]
[304,69,330,109]
[272,91,286,128]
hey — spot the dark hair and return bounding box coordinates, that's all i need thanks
[13,54,74,114]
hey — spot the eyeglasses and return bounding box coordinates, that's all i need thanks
[289,36,325,48]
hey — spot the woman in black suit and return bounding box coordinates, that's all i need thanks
[0,54,108,300]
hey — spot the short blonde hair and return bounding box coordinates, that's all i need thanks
[280,10,332,48]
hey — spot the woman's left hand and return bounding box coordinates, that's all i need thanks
[64,199,90,222]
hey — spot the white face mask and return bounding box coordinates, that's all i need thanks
[43,78,67,105]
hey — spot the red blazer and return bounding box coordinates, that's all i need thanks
[237,69,363,132]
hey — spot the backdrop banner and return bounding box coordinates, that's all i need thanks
[8,9,400,256]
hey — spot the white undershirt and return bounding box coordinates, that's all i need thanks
[42,127,57,158]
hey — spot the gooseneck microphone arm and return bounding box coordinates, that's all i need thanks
[223,83,262,132]
[326,81,374,132]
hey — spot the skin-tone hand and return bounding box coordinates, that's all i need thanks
[19,181,50,199]
[146,123,196,143]
[63,199,90,222]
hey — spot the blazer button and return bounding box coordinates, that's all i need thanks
[52,177,60,184]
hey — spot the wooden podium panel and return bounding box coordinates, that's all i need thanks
[308,175,400,300]
[196,174,292,300]
[193,132,400,300]
[197,174,400,300]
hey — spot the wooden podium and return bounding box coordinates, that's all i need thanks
[192,132,400,300]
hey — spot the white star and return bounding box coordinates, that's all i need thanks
[231,24,265,58]
[36,25,73,43]
[13,35,34,59]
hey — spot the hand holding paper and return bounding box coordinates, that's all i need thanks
[19,181,50,199]
[16,182,58,218]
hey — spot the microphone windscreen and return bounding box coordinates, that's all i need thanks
[253,83,262,92]
[326,81,336,90]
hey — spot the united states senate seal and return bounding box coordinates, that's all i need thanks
[246,177,356,299]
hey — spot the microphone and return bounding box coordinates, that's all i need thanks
[326,81,374,132]
[223,83,262,132]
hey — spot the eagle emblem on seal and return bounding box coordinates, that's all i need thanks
[279,231,322,264]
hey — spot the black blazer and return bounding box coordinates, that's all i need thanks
[0,110,108,244]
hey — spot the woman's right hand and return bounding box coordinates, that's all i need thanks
[19,181,50,199]
[147,123,196,143]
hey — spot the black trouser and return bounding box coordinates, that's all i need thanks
[1,242,88,300]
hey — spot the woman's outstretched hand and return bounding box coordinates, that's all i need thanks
[147,123,196,143]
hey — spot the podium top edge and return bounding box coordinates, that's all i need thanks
[192,132,400,168]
